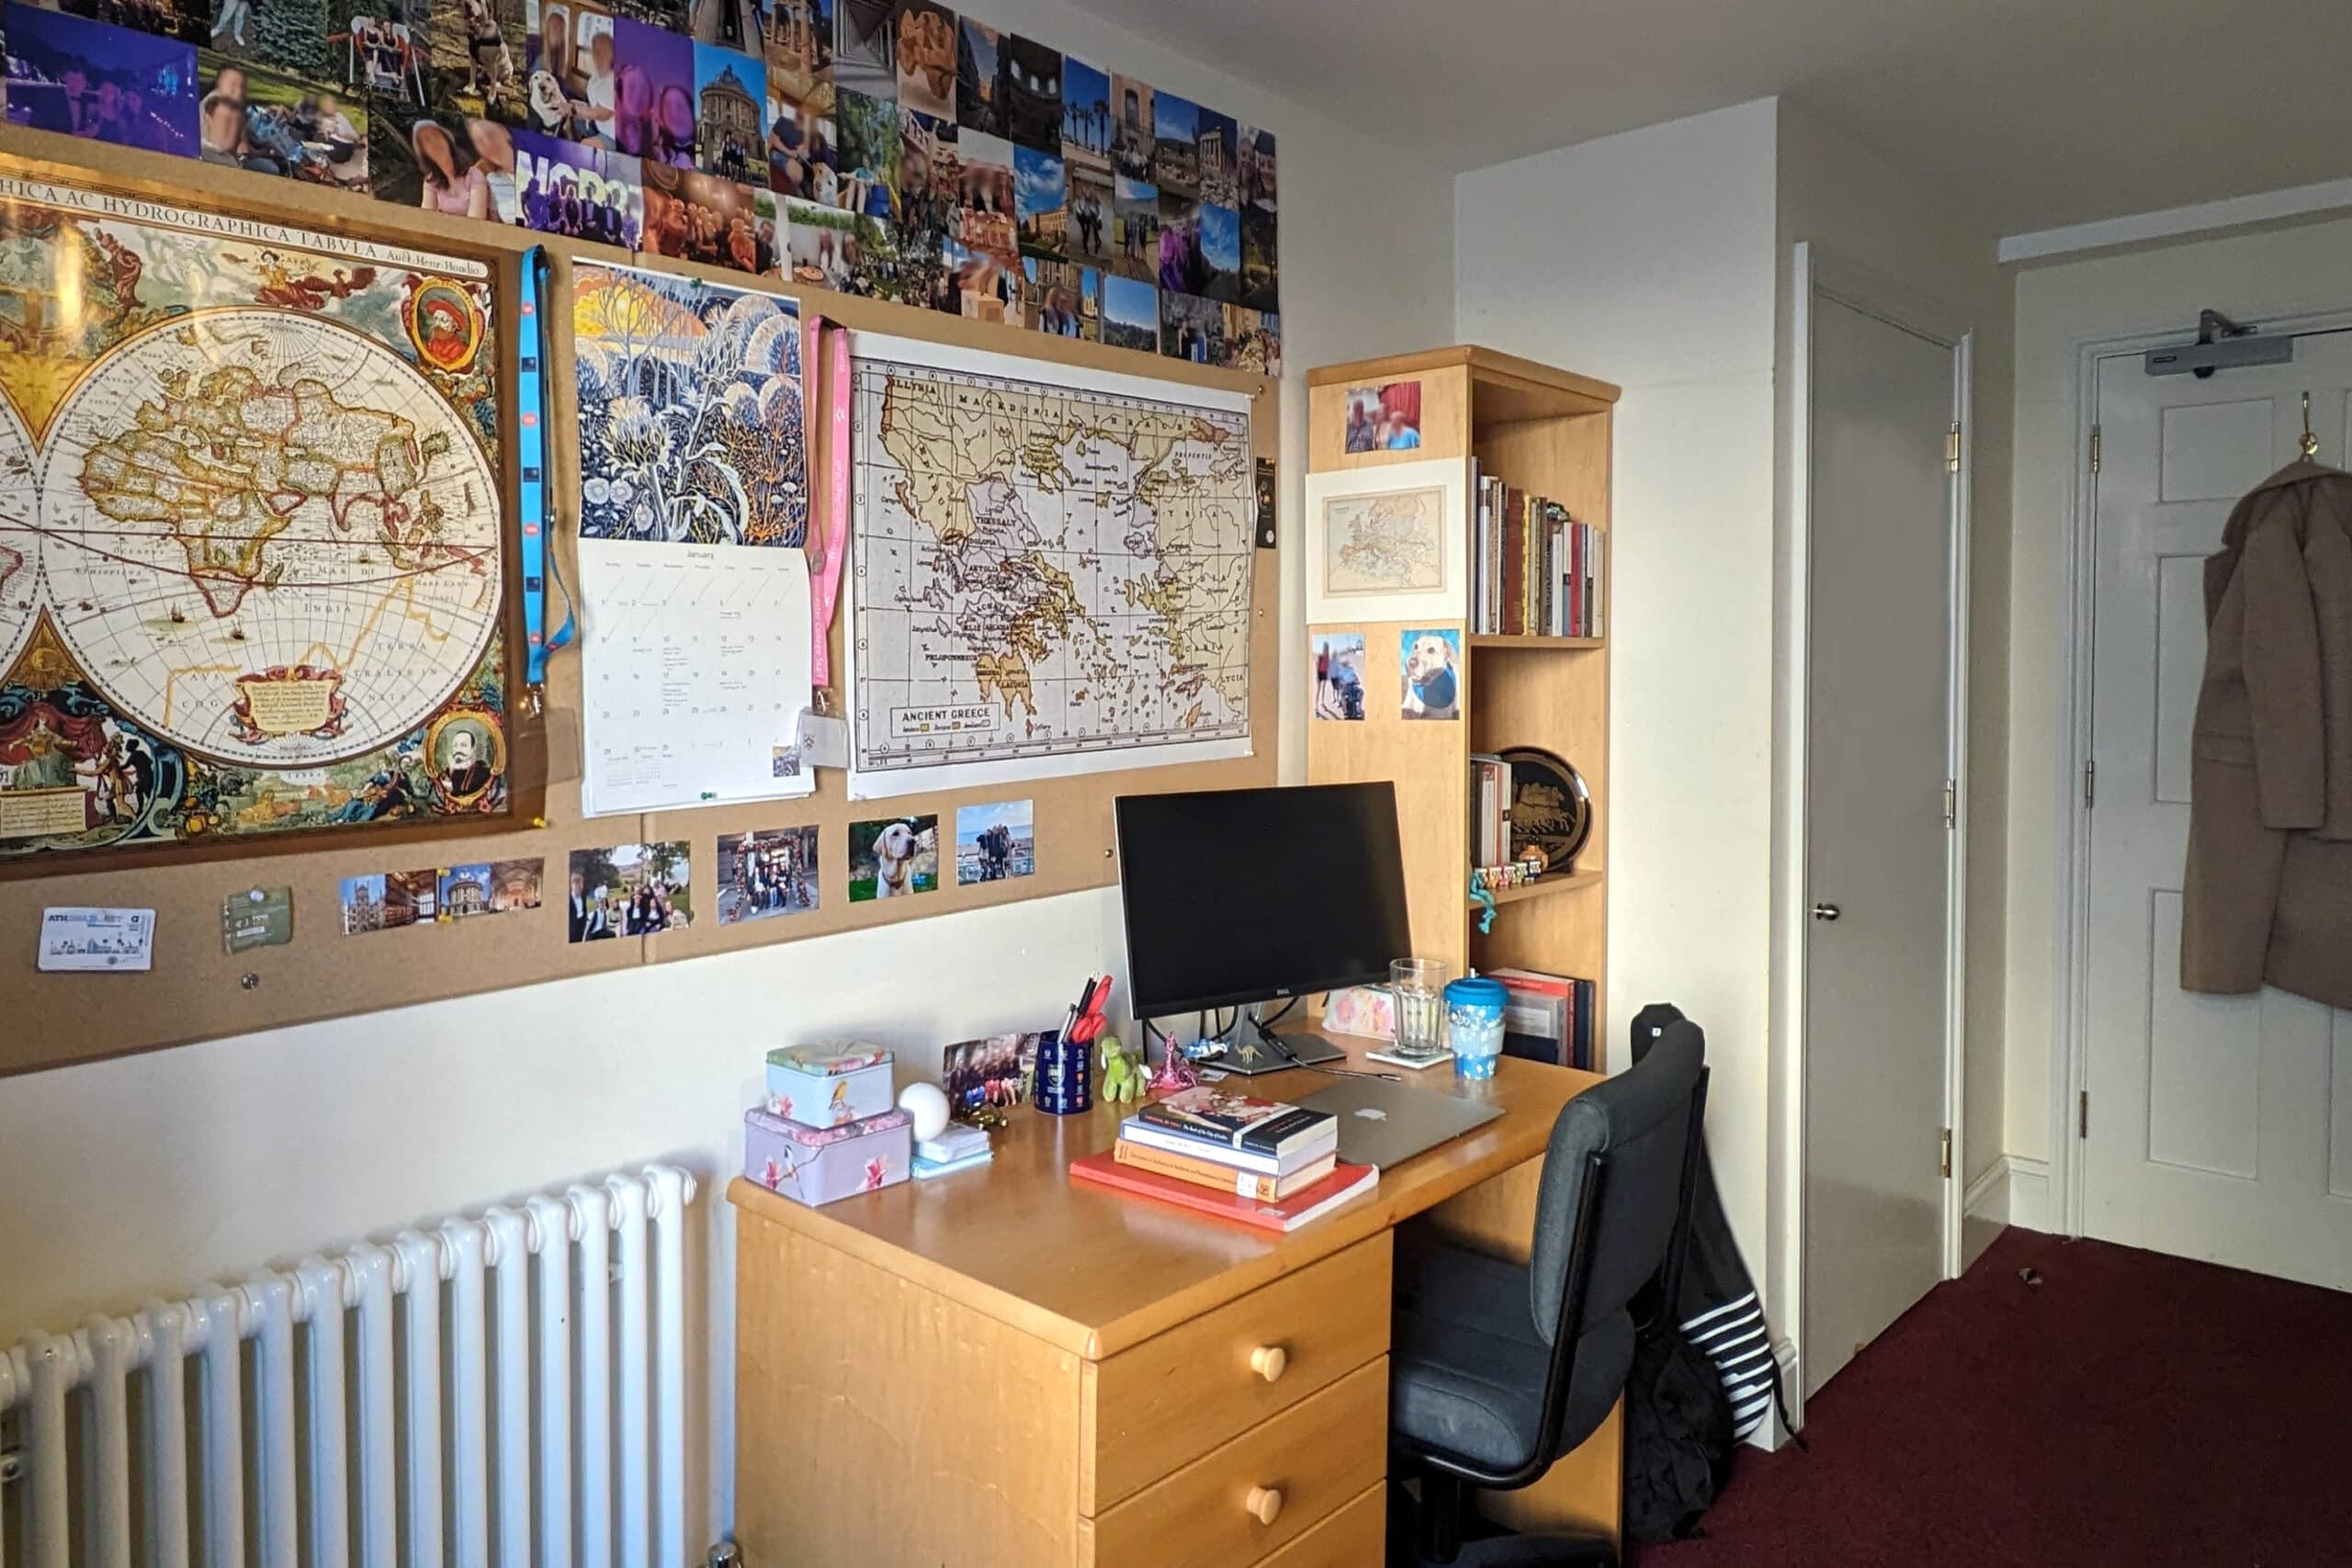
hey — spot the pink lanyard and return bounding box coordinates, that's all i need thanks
[802,314,853,686]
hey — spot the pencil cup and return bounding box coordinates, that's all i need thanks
[1035,1031,1093,1115]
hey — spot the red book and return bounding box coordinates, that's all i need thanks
[1069,1149,1379,1233]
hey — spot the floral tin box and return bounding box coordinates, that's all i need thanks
[743,1105,912,1207]
[763,1043,895,1128]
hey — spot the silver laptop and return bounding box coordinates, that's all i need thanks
[1295,1077,1504,1169]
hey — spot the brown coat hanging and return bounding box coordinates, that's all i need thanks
[2180,457,2352,1008]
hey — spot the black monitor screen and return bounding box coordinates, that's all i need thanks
[1115,783,1412,1020]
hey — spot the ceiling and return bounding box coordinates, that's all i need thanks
[1066,0,2352,235]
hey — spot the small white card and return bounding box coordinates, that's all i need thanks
[791,707,850,771]
[39,907,156,973]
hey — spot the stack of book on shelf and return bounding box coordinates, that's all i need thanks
[1471,462,1606,637]
[1471,753,1514,866]
[1491,967,1599,1071]
[1069,1086,1378,1232]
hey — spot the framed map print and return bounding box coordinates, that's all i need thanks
[0,174,513,871]
[1304,456,1468,623]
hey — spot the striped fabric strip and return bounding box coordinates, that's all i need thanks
[1682,1291,1778,1441]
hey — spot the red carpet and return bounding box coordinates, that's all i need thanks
[1634,1227,2352,1567]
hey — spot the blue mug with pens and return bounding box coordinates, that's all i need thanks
[1040,976,1113,1114]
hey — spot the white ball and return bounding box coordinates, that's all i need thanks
[898,1081,951,1142]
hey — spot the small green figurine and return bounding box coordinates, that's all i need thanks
[1098,1033,1143,1104]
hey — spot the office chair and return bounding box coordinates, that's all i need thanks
[1388,1023,1710,1566]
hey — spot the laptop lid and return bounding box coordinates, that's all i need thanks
[1295,1077,1504,1169]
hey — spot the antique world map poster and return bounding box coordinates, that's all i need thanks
[846,333,1254,798]
[0,178,505,865]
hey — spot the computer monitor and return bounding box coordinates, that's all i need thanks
[1114,783,1412,1073]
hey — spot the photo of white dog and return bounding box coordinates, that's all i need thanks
[852,815,940,900]
[1400,628,1462,720]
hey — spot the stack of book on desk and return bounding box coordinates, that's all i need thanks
[1069,1086,1378,1232]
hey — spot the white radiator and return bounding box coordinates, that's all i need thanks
[0,1164,697,1568]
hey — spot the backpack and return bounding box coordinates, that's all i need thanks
[1621,1298,1736,1543]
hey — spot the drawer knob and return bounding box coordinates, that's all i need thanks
[1249,1344,1288,1383]
[1245,1485,1283,1526]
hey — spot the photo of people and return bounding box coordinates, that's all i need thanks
[942,1032,1030,1115]
[1155,187,1213,296]
[191,52,368,187]
[848,814,937,900]
[1065,163,1113,267]
[1227,304,1280,375]
[942,236,1015,321]
[1106,175,1159,282]
[693,39,763,180]
[6,8,200,159]
[766,92,831,196]
[566,840,692,941]
[1313,632,1368,721]
[1345,381,1425,454]
[954,128,1015,257]
[830,0,890,99]
[895,105,956,237]
[1022,257,1095,339]
[327,0,430,100]
[831,85,899,220]
[641,160,763,270]
[1013,142,1064,260]
[524,0,615,142]
[718,825,818,922]
[610,16,695,165]
[1159,288,1222,365]
[1107,70,1150,179]
[1400,628,1463,720]
[956,799,1035,885]
[890,0,952,119]
[516,132,642,243]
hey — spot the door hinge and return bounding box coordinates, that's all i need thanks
[2078,1090,2090,1139]
[1943,778,1958,829]
[1939,1127,1953,1179]
[2089,425,2102,473]
[1947,423,1962,473]
[2083,760,2097,809]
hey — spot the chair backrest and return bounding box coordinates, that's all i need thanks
[1528,1021,1708,1348]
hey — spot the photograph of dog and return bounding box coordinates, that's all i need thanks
[1399,628,1462,720]
[849,814,939,900]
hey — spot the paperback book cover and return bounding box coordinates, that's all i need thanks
[1070,1150,1379,1233]
[1132,1087,1337,1157]
[1114,1139,1339,1201]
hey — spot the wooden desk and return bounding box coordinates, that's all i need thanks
[731,1049,1615,1567]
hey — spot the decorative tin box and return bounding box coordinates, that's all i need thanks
[764,1043,895,1127]
[743,1106,912,1207]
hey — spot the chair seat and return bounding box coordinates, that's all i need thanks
[1392,1240,1635,1477]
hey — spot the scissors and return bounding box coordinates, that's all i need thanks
[1070,975,1114,1045]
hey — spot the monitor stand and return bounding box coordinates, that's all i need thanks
[1207,1004,1347,1077]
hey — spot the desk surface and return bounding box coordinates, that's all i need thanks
[729,1046,1600,1359]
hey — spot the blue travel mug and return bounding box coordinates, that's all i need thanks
[1445,976,1509,1081]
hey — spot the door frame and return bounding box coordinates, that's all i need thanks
[2049,304,2352,1239]
[1779,243,1973,1418]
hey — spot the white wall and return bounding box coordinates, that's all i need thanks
[2003,214,2352,1164]
[1770,103,2016,1280]
[1456,98,1783,1281]
[0,0,1461,1546]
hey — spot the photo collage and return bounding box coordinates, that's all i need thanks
[340,857,545,934]
[2,0,1278,366]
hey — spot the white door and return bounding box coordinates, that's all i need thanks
[2084,332,2352,1291]
[1803,290,1961,1395]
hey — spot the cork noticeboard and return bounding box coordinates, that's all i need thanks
[0,128,1279,1078]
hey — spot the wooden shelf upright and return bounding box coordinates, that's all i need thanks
[1306,346,1618,1068]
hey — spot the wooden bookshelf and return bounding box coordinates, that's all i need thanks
[1307,346,1618,1068]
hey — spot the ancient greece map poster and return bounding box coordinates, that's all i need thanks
[0,177,507,866]
[845,333,1253,799]
[571,262,813,816]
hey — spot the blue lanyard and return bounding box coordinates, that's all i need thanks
[517,246,573,708]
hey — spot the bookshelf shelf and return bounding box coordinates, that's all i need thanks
[1469,635,1604,652]
[1471,869,1603,910]
[1307,344,1620,1071]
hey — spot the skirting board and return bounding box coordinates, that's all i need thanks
[1963,1155,2052,1235]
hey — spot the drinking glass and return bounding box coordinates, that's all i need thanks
[1389,958,1450,1059]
